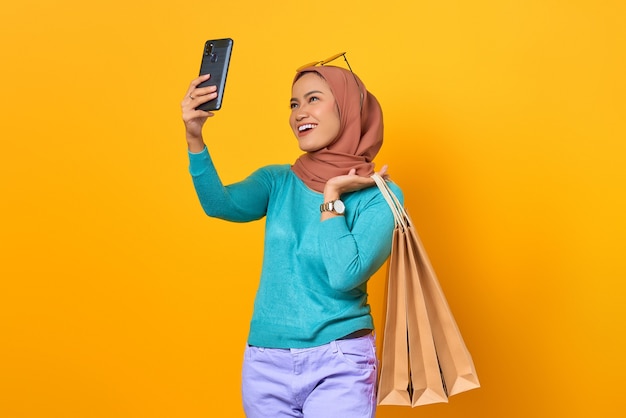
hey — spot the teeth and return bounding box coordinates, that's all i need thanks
[298,124,317,132]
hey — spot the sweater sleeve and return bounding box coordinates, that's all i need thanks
[188,147,270,222]
[318,183,403,292]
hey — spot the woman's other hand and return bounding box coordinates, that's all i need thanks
[323,165,389,201]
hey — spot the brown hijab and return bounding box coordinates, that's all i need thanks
[290,66,383,193]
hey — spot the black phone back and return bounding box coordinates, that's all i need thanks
[197,38,233,111]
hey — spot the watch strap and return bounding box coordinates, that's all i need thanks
[320,199,345,215]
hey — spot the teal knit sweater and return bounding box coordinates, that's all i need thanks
[189,148,403,349]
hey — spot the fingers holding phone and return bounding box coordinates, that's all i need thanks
[181,75,218,148]
[182,75,213,116]
[183,74,217,112]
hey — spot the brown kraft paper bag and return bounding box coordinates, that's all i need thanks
[373,174,479,407]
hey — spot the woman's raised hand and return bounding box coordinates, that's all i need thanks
[181,74,218,151]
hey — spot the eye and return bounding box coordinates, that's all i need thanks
[290,102,298,109]
[308,96,320,103]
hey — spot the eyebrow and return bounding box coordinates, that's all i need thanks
[290,90,325,102]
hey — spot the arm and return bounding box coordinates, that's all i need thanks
[319,168,402,292]
[319,166,388,222]
[189,148,269,221]
[182,75,269,222]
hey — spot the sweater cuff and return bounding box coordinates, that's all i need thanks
[188,145,207,156]
[188,146,213,176]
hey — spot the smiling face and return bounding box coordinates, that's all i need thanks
[289,72,341,153]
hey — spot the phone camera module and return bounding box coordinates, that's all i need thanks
[205,43,214,56]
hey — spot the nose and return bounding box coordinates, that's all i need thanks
[294,106,309,121]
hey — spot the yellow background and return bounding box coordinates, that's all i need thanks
[1,0,625,417]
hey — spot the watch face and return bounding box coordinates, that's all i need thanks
[333,199,345,214]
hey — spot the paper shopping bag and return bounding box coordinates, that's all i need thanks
[411,226,480,396]
[377,224,448,406]
[376,224,412,406]
[375,177,447,407]
[404,222,449,406]
[373,174,479,407]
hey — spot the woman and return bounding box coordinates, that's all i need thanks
[181,62,403,417]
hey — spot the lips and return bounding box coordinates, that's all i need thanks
[297,123,317,137]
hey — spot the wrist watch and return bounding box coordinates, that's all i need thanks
[320,199,346,215]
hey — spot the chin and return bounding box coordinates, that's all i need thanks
[297,141,323,153]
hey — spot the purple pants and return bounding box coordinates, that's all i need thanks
[242,334,378,417]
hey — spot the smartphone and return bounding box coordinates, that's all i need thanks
[196,38,233,111]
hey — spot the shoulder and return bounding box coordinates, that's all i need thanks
[386,180,404,205]
[249,164,291,179]
[245,164,293,189]
[356,179,404,204]
[344,179,404,216]
[252,164,291,175]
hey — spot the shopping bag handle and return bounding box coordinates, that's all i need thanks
[371,173,409,230]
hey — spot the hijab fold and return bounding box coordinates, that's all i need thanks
[290,66,383,193]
